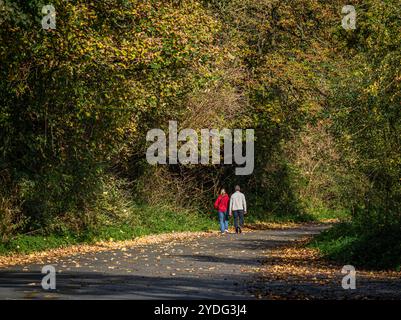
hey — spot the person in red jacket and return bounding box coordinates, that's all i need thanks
[214,188,230,234]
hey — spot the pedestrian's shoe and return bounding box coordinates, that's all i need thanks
[224,229,229,233]
[235,227,239,234]
[238,227,242,234]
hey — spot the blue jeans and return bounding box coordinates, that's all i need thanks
[218,211,229,233]
[233,210,244,230]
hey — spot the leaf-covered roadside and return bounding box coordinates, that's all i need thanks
[0,230,216,269]
[252,237,401,300]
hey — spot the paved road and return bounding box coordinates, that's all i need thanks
[0,225,325,300]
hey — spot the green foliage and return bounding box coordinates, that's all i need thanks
[310,217,401,270]
[0,0,227,238]
[306,0,401,270]
[0,204,216,255]
[322,0,401,246]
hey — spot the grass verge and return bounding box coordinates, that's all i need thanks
[309,221,401,271]
[0,204,216,256]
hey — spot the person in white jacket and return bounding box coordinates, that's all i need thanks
[229,185,247,234]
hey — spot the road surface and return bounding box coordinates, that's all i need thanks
[0,224,326,300]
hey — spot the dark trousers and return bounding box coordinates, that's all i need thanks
[233,210,244,230]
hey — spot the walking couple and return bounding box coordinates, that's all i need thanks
[214,185,247,235]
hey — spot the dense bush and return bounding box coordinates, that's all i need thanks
[311,0,401,270]
[1,0,231,238]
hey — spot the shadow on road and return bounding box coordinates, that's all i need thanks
[0,271,254,300]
